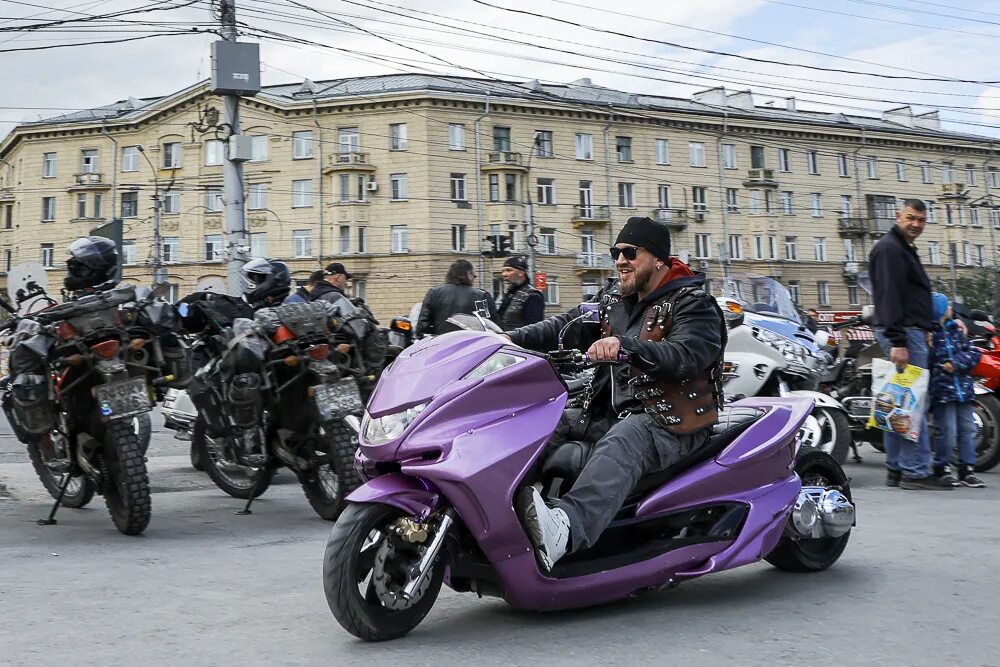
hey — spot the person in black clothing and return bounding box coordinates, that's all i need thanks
[284,269,326,304]
[310,262,352,306]
[497,256,545,330]
[804,308,820,334]
[416,259,497,337]
[869,198,950,491]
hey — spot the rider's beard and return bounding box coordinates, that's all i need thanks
[620,262,654,297]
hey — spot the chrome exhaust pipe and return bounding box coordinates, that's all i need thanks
[790,486,855,539]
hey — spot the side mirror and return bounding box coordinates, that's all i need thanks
[177,303,190,318]
[813,330,832,348]
[390,317,412,335]
[719,298,745,329]
[861,305,875,324]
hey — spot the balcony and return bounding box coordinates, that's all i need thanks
[68,172,110,190]
[571,204,610,227]
[868,216,895,238]
[653,208,688,230]
[482,151,526,172]
[0,187,13,202]
[940,183,968,200]
[323,152,376,173]
[843,261,861,285]
[838,216,868,237]
[575,253,616,272]
[743,168,778,188]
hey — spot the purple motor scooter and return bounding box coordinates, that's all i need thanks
[323,312,856,641]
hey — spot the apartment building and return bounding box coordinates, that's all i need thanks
[1,74,997,319]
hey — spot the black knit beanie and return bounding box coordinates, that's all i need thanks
[614,216,672,261]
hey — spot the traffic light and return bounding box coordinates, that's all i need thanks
[483,234,513,258]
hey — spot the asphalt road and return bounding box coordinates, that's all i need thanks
[2,416,1000,667]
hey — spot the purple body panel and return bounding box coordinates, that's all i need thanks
[349,332,814,611]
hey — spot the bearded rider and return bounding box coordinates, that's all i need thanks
[505,216,726,571]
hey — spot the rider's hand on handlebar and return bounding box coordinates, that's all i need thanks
[587,336,622,362]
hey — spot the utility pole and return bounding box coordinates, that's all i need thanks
[136,145,165,286]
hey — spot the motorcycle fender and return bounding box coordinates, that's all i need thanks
[347,473,442,520]
[785,389,846,411]
[974,384,991,395]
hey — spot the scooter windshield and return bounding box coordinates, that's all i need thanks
[723,274,801,323]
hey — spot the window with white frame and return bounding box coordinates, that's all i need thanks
[122,239,136,265]
[655,138,670,165]
[339,127,360,154]
[575,134,593,160]
[618,182,635,208]
[389,123,408,151]
[840,195,852,216]
[728,234,743,260]
[726,188,739,213]
[247,184,268,210]
[390,225,409,253]
[449,124,465,150]
[249,135,268,162]
[544,278,559,305]
[976,244,985,266]
[534,130,553,158]
[204,140,224,166]
[837,153,849,177]
[692,186,707,212]
[785,236,798,261]
[781,191,794,214]
[41,197,56,221]
[922,161,933,183]
[971,208,981,227]
[695,233,711,259]
[42,152,57,178]
[205,187,223,212]
[536,178,555,205]
[658,185,671,209]
[817,281,830,306]
[866,156,878,179]
[966,164,977,186]
[293,229,312,257]
[76,193,87,219]
[810,193,822,217]
[505,173,518,202]
[778,148,791,172]
[989,168,1000,189]
[162,142,182,168]
[814,237,827,261]
[843,238,856,261]
[806,150,819,175]
[896,159,906,181]
[538,228,556,255]
[292,131,313,159]
[121,192,138,217]
[81,149,98,173]
[390,173,408,200]
[722,144,737,169]
[928,241,940,265]
[942,162,954,184]
[292,179,313,207]
[749,190,761,214]
[848,286,860,306]
[451,173,468,201]
[163,191,180,214]
[768,235,778,259]
[616,136,632,162]
[689,142,706,167]
[753,235,764,260]
[489,174,500,202]
[492,126,511,152]
[927,201,937,223]
[992,209,1000,229]
[93,193,103,219]
[41,243,54,267]
[204,234,222,261]
[339,226,350,254]
[750,146,765,169]
[121,146,139,172]
[451,224,467,252]
[162,236,180,263]
[788,281,800,305]
[249,232,267,258]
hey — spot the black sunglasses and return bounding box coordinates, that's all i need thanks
[610,246,639,261]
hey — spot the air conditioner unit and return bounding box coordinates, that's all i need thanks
[366,181,378,192]
[694,212,706,223]
[698,259,709,269]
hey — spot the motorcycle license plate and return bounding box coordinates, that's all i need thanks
[313,379,363,420]
[94,377,152,421]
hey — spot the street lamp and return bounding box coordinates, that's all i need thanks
[135,145,167,286]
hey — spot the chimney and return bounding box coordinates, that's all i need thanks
[725,90,754,111]
[882,106,914,127]
[914,110,941,130]
[692,86,727,107]
[786,97,797,112]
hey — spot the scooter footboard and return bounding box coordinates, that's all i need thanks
[346,473,442,519]
[673,474,799,578]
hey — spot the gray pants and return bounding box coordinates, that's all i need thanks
[555,413,710,553]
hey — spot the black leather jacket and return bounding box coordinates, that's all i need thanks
[508,271,724,417]
[416,282,498,336]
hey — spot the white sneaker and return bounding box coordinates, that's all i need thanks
[518,486,570,571]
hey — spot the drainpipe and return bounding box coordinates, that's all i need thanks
[100,121,118,219]
[313,100,324,266]
[474,95,490,290]
[716,110,731,279]
[603,108,614,250]
[852,128,867,257]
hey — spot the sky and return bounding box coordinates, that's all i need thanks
[2,0,1000,139]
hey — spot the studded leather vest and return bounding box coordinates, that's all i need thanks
[499,282,543,331]
[601,287,725,435]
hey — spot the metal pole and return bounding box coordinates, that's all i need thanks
[220,0,248,295]
[716,110,730,279]
[474,95,490,290]
[152,193,166,286]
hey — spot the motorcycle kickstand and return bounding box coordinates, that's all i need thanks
[37,473,72,526]
[850,441,863,464]
[235,468,268,516]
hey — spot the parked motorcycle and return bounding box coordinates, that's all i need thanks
[322,314,856,641]
[718,275,852,464]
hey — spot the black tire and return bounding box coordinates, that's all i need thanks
[25,435,95,509]
[962,393,1000,472]
[323,503,446,641]
[811,407,851,465]
[300,420,362,521]
[190,440,205,471]
[766,450,852,572]
[101,419,152,536]
[193,417,273,500]
[134,413,152,457]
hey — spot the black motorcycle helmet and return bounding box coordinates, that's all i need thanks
[241,258,291,306]
[64,236,119,291]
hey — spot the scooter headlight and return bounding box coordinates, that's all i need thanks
[362,401,430,445]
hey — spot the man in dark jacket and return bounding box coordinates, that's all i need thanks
[284,269,326,304]
[497,256,545,330]
[869,198,950,490]
[309,262,352,306]
[416,259,497,336]
[509,216,725,571]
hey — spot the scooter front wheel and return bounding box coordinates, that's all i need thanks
[323,502,446,641]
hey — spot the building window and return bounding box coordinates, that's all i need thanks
[817,281,830,306]
[847,286,860,306]
[451,173,467,201]
[339,127,360,154]
[76,193,87,219]
[750,145,765,169]
[806,150,819,175]
[390,225,409,253]
[618,182,635,208]
[93,193,103,219]
[81,149,98,174]
[204,140,224,166]
[928,241,940,265]
[534,130,553,158]
[989,168,1000,189]
[837,153,849,177]
[814,237,827,261]
[488,174,500,202]
[544,278,560,305]
[728,234,742,260]
[162,142,182,168]
[840,195,852,216]
[121,192,138,217]
[927,201,937,223]
[971,208,981,227]
[292,131,313,159]
[449,124,465,150]
[121,146,139,172]
[749,191,761,215]
[616,136,632,162]
[390,174,409,201]
[357,227,368,254]
[451,224,467,252]
[493,127,511,152]
[655,139,670,165]
[778,148,790,172]
[866,156,878,179]
[726,188,739,213]
[921,161,933,183]
[722,144,737,169]
[333,225,347,254]
[781,191,794,214]
[976,244,985,266]
[162,236,180,263]
[120,240,135,265]
[538,228,556,255]
[942,162,954,184]
[3,205,11,229]
[162,191,180,214]
[249,135,268,162]
[205,188,223,212]
[338,174,351,203]
[689,142,706,167]
[785,236,798,261]
[810,193,822,217]
[788,281,801,305]
[692,186,707,212]
[204,234,222,261]
[42,152,56,178]
[966,164,977,186]
[292,229,312,257]
[992,209,1000,229]
[245,184,266,210]
[389,123,408,151]
[843,238,856,261]
[575,133,593,160]
[753,235,764,260]
[41,243,54,267]
[41,197,56,222]
[505,174,517,202]
[292,179,313,207]
[247,232,266,258]
[658,185,671,209]
[695,233,711,259]
[896,159,907,181]
[537,178,555,205]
